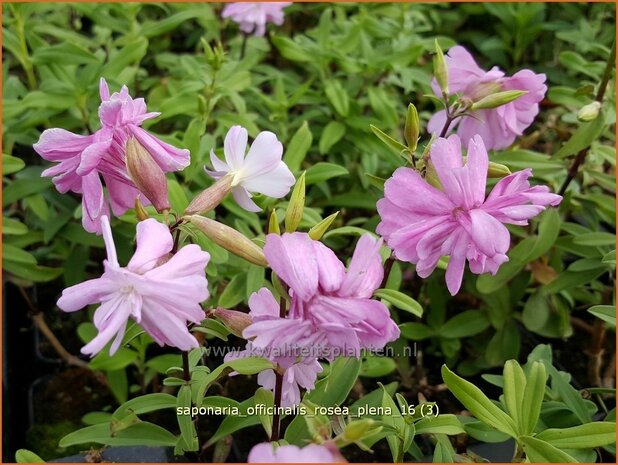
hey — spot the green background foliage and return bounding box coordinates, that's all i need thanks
[3,2,616,463]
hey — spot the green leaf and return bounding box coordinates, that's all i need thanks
[587,305,616,328]
[2,243,36,265]
[114,393,177,420]
[271,36,312,63]
[3,154,25,175]
[3,178,50,206]
[15,449,44,463]
[374,288,423,317]
[503,360,526,433]
[32,42,100,65]
[414,414,464,435]
[59,422,178,447]
[254,388,274,438]
[2,261,63,282]
[520,436,577,463]
[554,113,606,159]
[573,232,616,247]
[305,162,348,185]
[177,385,198,452]
[104,37,149,76]
[381,386,405,461]
[521,361,546,435]
[284,122,312,172]
[319,121,346,154]
[536,422,616,449]
[218,273,248,308]
[2,217,28,235]
[441,365,517,438]
[440,311,490,339]
[285,358,361,444]
[369,124,407,157]
[324,79,350,117]
[399,322,434,340]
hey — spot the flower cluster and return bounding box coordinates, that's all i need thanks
[58,216,210,356]
[427,46,547,150]
[377,45,561,293]
[34,79,189,234]
[227,232,400,406]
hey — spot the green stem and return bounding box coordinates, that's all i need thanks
[558,38,615,196]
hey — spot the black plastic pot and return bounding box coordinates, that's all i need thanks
[51,446,176,463]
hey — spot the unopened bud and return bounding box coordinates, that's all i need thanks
[470,90,527,111]
[342,419,379,442]
[433,39,449,96]
[134,198,150,221]
[268,209,281,235]
[469,82,502,102]
[213,307,252,338]
[284,172,305,233]
[126,138,170,213]
[308,211,339,240]
[185,175,233,215]
[186,215,268,267]
[404,103,420,154]
[487,161,512,178]
[577,101,601,122]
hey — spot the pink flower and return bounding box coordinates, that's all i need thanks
[243,233,400,360]
[225,289,323,407]
[34,78,189,234]
[222,3,291,37]
[428,46,547,150]
[57,216,209,356]
[248,442,340,463]
[377,135,562,295]
[206,125,295,212]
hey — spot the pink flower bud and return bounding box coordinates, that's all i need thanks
[185,175,233,215]
[213,307,252,338]
[126,137,170,213]
[186,214,268,267]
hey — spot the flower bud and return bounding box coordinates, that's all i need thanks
[433,39,449,96]
[185,175,233,215]
[126,137,170,213]
[404,103,420,154]
[470,90,527,111]
[487,161,512,178]
[469,81,502,102]
[268,209,281,235]
[186,214,268,267]
[212,307,252,338]
[308,211,339,240]
[284,171,305,233]
[577,101,601,122]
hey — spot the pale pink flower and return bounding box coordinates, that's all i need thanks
[377,135,562,295]
[34,78,189,234]
[428,46,547,150]
[57,216,209,356]
[222,3,291,37]
[248,442,339,463]
[225,288,323,407]
[243,234,400,360]
[206,125,295,212]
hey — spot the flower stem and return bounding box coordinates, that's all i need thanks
[182,351,191,382]
[270,296,287,441]
[380,253,396,288]
[558,37,615,196]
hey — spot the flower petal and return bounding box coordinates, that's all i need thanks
[127,219,174,273]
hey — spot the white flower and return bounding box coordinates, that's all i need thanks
[206,125,295,212]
